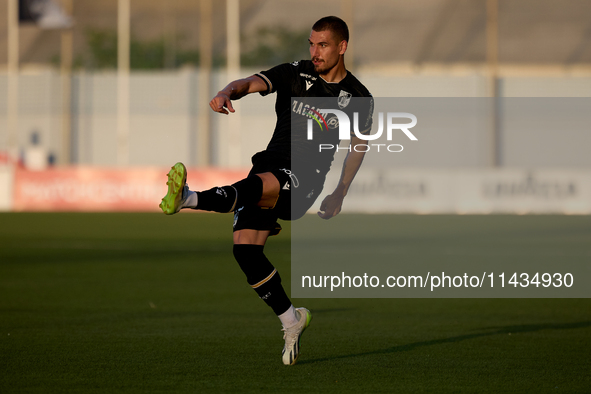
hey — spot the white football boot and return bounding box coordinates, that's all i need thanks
[281,307,312,365]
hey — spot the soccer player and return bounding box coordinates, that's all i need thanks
[160,16,373,365]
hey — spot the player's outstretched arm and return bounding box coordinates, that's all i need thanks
[317,135,366,220]
[209,75,268,115]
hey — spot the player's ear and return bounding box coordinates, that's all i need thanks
[339,40,348,55]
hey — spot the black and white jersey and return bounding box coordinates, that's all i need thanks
[255,60,373,173]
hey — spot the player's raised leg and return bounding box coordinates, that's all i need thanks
[159,163,280,214]
[159,162,190,215]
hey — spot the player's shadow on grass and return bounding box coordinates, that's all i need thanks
[298,320,591,365]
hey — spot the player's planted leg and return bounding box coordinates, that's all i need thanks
[233,244,312,365]
[281,307,312,366]
[233,245,292,314]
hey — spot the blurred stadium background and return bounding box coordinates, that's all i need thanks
[0,0,590,212]
[2,2,590,392]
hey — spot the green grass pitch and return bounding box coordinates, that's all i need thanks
[0,213,590,393]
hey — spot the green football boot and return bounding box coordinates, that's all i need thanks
[159,162,188,215]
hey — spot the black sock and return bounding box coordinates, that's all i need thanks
[233,244,291,315]
[196,176,263,213]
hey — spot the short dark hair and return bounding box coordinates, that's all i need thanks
[312,16,349,43]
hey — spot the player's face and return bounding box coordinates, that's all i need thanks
[309,29,346,75]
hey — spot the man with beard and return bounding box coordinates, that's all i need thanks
[160,16,373,365]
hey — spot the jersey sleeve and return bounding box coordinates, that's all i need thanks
[256,61,299,96]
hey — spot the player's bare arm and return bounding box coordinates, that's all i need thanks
[209,75,280,207]
[209,75,267,115]
[318,135,366,219]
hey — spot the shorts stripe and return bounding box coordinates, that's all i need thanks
[251,268,277,288]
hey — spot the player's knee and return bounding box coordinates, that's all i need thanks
[255,172,280,197]
[231,176,264,208]
[232,244,277,286]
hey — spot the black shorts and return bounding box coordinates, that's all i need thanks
[233,151,326,235]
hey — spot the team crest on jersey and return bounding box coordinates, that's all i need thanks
[291,60,299,66]
[338,90,352,108]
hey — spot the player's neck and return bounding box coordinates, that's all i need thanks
[319,60,347,83]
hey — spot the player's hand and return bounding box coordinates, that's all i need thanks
[209,92,235,115]
[317,193,345,220]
